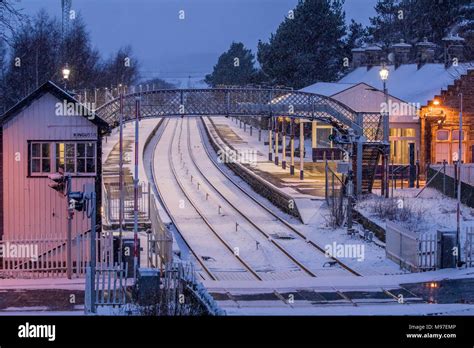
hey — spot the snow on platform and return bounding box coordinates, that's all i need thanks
[203,116,337,223]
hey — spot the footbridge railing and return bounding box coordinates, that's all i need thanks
[95,88,386,142]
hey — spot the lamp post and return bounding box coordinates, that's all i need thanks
[457,93,463,267]
[379,64,390,198]
[62,65,71,90]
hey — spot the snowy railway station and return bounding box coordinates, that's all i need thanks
[1,74,474,316]
[1,0,474,324]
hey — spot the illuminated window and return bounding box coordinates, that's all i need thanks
[390,128,415,137]
[30,142,51,174]
[56,142,96,174]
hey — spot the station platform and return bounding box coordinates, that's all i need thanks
[203,117,342,223]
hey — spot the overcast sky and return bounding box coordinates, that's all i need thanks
[20,0,378,81]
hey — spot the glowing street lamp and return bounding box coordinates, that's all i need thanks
[379,63,390,198]
[62,65,71,90]
[379,65,389,82]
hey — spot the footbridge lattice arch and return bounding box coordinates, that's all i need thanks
[95,88,388,194]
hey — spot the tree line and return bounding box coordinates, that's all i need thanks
[205,0,474,89]
[0,2,172,113]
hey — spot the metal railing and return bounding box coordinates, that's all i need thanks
[85,262,129,314]
[325,159,346,227]
[95,88,386,143]
[103,182,151,224]
[148,196,173,269]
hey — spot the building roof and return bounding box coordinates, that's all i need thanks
[1,81,110,133]
[338,63,474,106]
[301,81,417,116]
[301,82,358,96]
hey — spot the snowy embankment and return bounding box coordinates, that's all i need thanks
[356,188,474,235]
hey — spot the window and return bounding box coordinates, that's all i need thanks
[30,142,51,174]
[316,128,332,148]
[77,143,96,173]
[56,143,76,173]
[436,130,449,141]
[56,142,96,174]
[390,128,416,137]
[452,130,465,141]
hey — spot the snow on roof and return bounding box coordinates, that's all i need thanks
[300,82,357,96]
[338,63,474,105]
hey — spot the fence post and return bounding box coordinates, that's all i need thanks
[416,159,420,189]
[90,191,97,313]
[454,161,458,196]
[325,158,329,204]
[443,160,446,195]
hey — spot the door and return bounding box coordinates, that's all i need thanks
[435,143,449,163]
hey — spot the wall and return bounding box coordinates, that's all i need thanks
[420,70,474,167]
[2,92,98,241]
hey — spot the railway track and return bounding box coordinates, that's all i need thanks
[152,118,266,281]
[150,116,361,281]
[198,116,361,277]
[185,117,318,278]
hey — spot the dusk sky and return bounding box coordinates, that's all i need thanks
[20,0,378,82]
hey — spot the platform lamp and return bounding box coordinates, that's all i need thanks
[62,65,71,90]
[379,63,390,198]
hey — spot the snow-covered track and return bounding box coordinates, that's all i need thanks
[157,119,262,281]
[198,117,361,277]
[186,117,318,278]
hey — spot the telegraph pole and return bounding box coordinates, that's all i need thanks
[133,97,140,279]
[118,93,124,267]
[66,174,73,279]
[456,93,463,267]
[89,191,97,313]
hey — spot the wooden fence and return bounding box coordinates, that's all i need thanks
[386,222,436,272]
[0,232,113,278]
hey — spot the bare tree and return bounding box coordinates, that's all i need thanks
[0,0,26,44]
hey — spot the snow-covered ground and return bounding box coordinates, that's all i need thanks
[356,187,474,236]
[202,116,401,276]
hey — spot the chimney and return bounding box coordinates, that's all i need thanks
[365,45,383,68]
[351,47,367,68]
[443,34,465,66]
[390,39,412,68]
[416,37,436,66]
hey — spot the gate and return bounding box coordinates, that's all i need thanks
[103,182,151,226]
[386,222,436,272]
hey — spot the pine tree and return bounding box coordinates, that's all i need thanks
[257,0,347,89]
[368,0,406,48]
[205,42,260,87]
[344,20,369,60]
[369,0,474,58]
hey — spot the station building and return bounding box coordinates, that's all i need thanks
[0,81,109,244]
[302,36,474,169]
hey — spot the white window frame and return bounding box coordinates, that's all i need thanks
[55,141,97,176]
[29,142,52,176]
